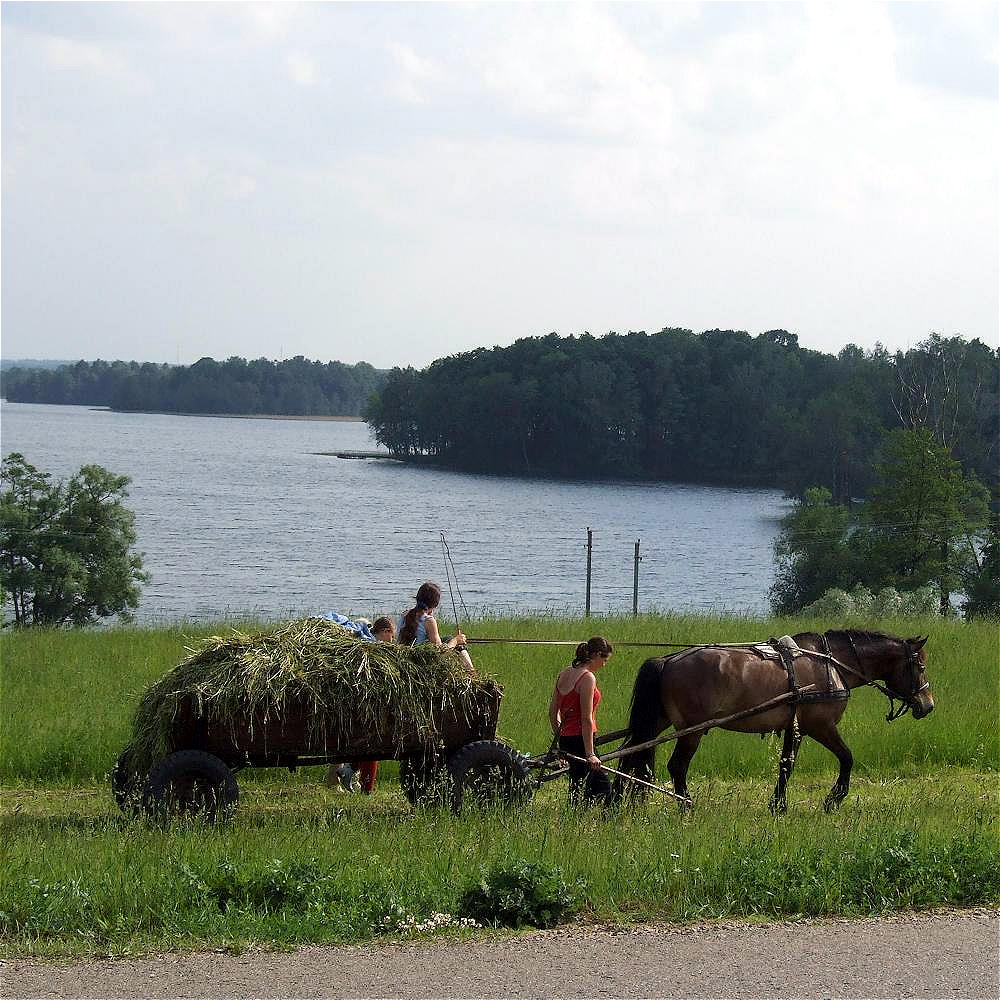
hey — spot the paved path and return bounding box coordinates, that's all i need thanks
[2,909,997,999]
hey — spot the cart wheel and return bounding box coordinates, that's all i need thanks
[447,740,532,813]
[399,752,451,807]
[141,750,238,822]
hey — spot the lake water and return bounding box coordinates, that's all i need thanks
[0,401,789,623]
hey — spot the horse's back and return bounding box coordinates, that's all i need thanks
[659,646,806,733]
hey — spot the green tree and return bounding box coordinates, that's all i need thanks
[963,513,1000,620]
[770,430,990,615]
[1,453,149,626]
[769,487,861,614]
[866,428,989,615]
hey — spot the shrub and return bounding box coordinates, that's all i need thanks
[457,858,583,929]
[801,584,938,618]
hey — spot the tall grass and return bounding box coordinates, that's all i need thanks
[1,613,996,957]
[1,613,997,784]
[1,773,995,957]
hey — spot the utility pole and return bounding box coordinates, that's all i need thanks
[585,527,592,617]
[633,538,641,616]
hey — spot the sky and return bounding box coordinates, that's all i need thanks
[2,2,997,369]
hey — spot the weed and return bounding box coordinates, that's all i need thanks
[457,858,584,928]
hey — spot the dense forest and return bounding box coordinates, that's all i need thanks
[364,329,998,500]
[1,356,387,417]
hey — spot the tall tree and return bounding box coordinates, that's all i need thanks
[770,430,990,615]
[866,428,989,615]
[769,487,860,615]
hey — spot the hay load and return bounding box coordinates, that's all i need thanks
[128,618,502,775]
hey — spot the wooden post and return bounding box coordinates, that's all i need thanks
[633,538,641,616]
[585,527,592,617]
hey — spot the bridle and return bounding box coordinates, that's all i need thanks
[835,631,930,722]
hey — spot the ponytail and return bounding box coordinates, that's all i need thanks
[399,581,442,646]
[572,635,614,666]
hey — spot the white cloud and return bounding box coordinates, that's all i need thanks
[42,35,143,88]
[2,2,996,364]
[386,40,446,104]
[286,51,320,86]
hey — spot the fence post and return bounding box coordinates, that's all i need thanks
[633,538,641,616]
[585,527,592,617]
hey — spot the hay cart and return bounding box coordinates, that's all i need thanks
[113,680,811,821]
[112,677,543,820]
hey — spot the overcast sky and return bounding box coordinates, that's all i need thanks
[2,2,997,369]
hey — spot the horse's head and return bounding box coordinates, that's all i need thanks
[888,635,934,719]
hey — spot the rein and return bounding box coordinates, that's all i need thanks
[829,632,928,722]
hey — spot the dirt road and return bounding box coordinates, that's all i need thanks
[2,908,997,999]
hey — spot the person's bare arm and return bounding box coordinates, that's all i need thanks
[548,686,561,734]
[576,672,601,769]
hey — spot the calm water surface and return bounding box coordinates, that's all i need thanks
[1,402,789,622]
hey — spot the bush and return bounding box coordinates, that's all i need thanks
[457,858,584,929]
[800,584,938,618]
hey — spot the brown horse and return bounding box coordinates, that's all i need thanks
[618,630,934,812]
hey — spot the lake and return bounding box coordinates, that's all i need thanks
[0,401,789,623]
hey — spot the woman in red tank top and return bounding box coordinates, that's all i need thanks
[548,635,614,805]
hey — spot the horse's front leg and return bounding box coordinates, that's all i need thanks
[808,723,854,812]
[768,721,802,815]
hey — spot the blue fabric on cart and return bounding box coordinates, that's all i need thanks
[323,611,376,642]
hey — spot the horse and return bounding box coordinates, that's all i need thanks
[617,630,933,812]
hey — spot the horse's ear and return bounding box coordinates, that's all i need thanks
[908,635,929,650]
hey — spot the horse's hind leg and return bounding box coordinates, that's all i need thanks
[667,733,702,808]
[768,721,802,815]
[809,723,854,812]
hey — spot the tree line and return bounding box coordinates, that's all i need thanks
[364,329,998,499]
[1,356,388,417]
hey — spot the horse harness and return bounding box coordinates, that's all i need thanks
[828,631,929,722]
[765,631,927,722]
[668,632,926,721]
[764,635,850,706]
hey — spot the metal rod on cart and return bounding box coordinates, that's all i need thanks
[464,639,695,648]
[558,751,692,805]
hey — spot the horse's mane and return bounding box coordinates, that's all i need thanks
[826,628,900,648]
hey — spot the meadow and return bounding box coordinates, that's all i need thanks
[1,613,997,957]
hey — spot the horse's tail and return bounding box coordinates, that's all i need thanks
[619,656,667,780]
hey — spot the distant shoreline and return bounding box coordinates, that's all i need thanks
[87,407,364,422]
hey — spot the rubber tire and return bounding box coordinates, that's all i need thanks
[447,740,532,814]
[111,744,142,815]
[399,752,451,808]
[141,750,238,822]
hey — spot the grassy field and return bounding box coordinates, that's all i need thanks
[1,613,997,957]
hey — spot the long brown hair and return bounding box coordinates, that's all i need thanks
[573,635,613,666]
[399,581,442,646]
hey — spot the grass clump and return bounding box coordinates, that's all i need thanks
[457,858,584,928]
[128,618,499,774]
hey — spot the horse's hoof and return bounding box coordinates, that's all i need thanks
[769,798,787,815]
[823,793,845,813]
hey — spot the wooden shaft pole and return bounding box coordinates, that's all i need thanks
[559,751,692,804]
[596,685,815,764]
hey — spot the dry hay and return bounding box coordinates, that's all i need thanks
[128,618,499,774]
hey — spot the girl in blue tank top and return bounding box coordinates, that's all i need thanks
[398,581,476,673]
